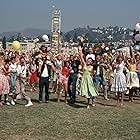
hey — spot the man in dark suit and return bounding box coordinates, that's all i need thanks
[68,55,80,104]
[38,55,55,103]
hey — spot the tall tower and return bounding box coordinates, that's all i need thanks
[51,8,61,50]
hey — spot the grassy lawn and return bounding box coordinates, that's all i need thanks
[0,91,140,140]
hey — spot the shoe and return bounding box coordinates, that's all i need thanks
[25,101,33,107]
[39,100,43,103]
[68,99,75,104]
[5,102,10,106]
[92,104,96,107]
[120,103,124,107]
[9,92,13,96]
[30,89,33,92]
[87,105,90,109]
[16,94,22,100]
[33,87,36,91]
[11,100,16,106]
[104,97,109,101]
[65,100,68,104]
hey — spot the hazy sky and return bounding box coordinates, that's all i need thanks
[0,0,140,32]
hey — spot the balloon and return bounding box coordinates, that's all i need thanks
[34,38,39,43]
[77,36,81,40]
[134,45,140,51]
[103,53,107,56]
[134,34,140,42]
[112,50,115,53]
[135,22,140,31]
[105,47,109,51]
[42,34,49,41]
[12,41,21,50]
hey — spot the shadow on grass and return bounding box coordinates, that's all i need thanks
[49,98,58,102]
[68,102,86,108]
[76,100,88,105]
[14,99,29,106]
[31,98,40,103]
[96,101,117,107]
[49,98,86,108]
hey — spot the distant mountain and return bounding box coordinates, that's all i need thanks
[0,31,19,39]
[0,26,134,42]
[21,28,51,38]
[63,26,134,42]
[0,28,51,40]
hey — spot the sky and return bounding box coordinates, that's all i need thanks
[0,0,140,32]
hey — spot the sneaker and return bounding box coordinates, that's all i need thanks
[5,102,10,106]
[45,100,49,103]
[92,104,96,107]
[11,100,16,106]
[39,100,43,103]
[65,100,68,104]
[49,90,54,93]
[9,92,13,96]
[104,97,109,101]
[68,99,75,104]
[16,94,22,100]
[87,105,90,109]
[25,101,33,107]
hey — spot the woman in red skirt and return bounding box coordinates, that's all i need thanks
[29,60,38,92]
[57,61,70,103]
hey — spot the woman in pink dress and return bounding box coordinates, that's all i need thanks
[0,56,10,107]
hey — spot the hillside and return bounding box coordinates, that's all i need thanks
[0,26,134,42]
[63,26,134,42]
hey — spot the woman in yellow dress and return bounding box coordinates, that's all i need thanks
[126,57,139,102]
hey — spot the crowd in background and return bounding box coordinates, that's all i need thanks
[0,39,140,109]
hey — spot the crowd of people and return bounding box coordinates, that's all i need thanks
[0,39,140,109]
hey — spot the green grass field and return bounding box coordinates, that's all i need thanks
[0,92,140,140]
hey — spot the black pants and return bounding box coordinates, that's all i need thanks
[68,73,78,103]
[39,77,49,102]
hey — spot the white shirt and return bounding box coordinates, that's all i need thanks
[56,60,62,69]
[16,65,22,75]
[17,64,27,78]
[97,66,100,75]
[39,60,52,77]
[41,64,49,77]
[9,63,17,73]
[86,54,95,61]
[39,60,48,77]
[96,62,100,75]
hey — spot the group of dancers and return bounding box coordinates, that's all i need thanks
[0,39,140,108]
